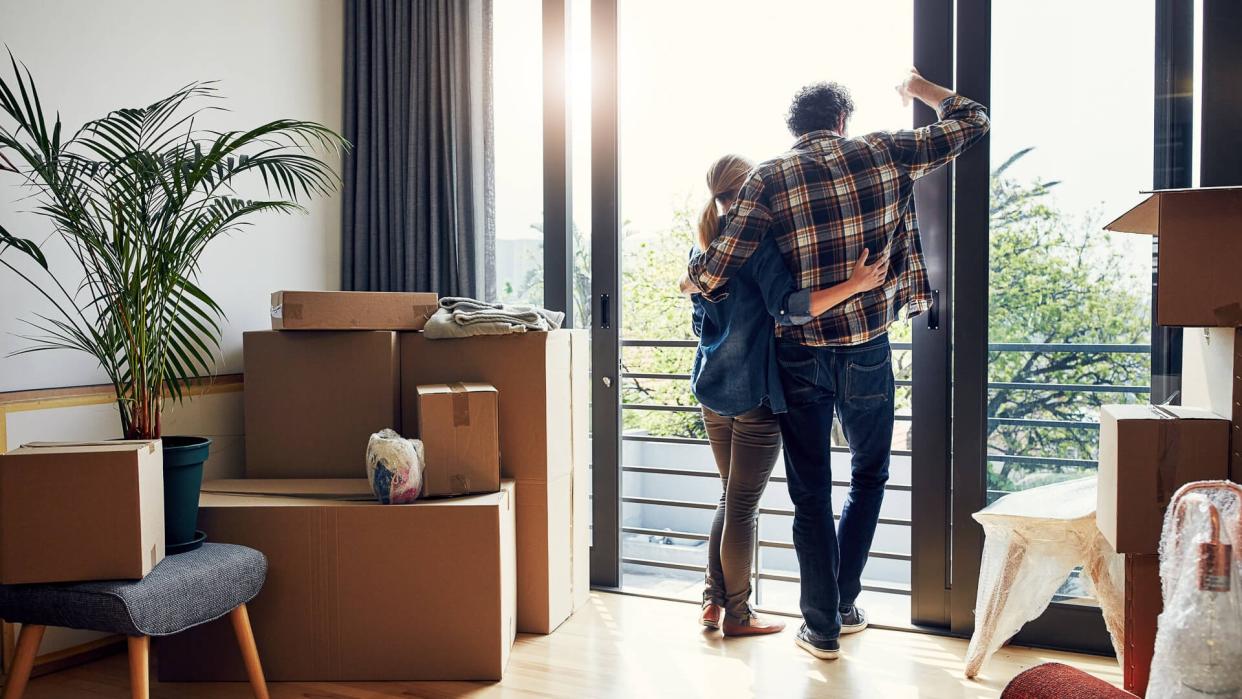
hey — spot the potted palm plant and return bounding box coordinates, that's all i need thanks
[0,55,344,552]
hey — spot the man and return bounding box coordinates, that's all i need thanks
[687,69,988,660]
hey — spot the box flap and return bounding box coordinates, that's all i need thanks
[1104,195,1159,235]
[200,482,513,509]
[202,478,374,500]
[416,382,498,396]
[10,440,159,456]
[1102,403,1228,421]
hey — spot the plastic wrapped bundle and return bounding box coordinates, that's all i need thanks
[1149,480,1242,698]
[365,428,426,504]
[964,477,1126,678]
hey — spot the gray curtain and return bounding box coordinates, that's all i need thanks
[342,0,496,298]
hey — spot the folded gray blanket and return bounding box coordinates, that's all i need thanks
[424,297,566,339]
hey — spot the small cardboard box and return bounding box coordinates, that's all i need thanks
[0,440,164,584]
[1097,404,1230,554]
[1124,553,1161,697]
[271,290,438,330]
[400,330,587,483]
[243,330,399,479]
[158,480,516,682]
[1182,327,1242,481]
[400,330,590,632]
[417,383,500,496]
[1105,186,1242,327]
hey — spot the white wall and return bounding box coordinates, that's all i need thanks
[0,0,343,394]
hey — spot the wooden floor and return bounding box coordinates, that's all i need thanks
[20,592,1121,698]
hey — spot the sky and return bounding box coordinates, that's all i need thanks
[493,0,1155,272]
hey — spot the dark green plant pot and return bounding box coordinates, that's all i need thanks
[162,436,211,552]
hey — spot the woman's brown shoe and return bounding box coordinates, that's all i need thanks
[722,613,786,637]
[700,603,723,629]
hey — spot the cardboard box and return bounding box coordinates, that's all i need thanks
[158,480,516,682]
[243,330,399,479]
[1124,553,1161,697]
[271,290,438,330]
[1097,404,1230,554]
[1182,327,1242,480]
[0,441,164,584]
[401,330,591,632]
[417,383,500,496]
[1105,186,1242,326]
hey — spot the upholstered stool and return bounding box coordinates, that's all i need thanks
[0,543,269,699]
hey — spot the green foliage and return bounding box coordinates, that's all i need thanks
[0,55,344,438]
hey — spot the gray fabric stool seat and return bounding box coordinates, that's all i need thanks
[0,543,270,699]
[0,543,266,636]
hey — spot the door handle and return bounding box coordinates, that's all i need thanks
[927,289,940,330]
[600,293,611,329]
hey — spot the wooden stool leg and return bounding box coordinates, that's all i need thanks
[1,624,44,699]
[127,636,149,699]
[229,605,269,699]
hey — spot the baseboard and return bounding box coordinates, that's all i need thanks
[30,635,125,678]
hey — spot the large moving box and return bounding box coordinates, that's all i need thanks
[1182,327,1242,481]
[1097,404,1229,554]
[270,290,438,330]
[400,331,590,633]
[1105,186,1242,327]
[417,382,501,496]
[243,330,399,479]
[158,480,516,682]
[0,441,164,584]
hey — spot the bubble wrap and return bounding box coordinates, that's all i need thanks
[1149,480,1242,698]
[365,428,426,504]
[964,477,1126,678]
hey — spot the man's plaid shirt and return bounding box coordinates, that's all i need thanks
[689,95,989,347]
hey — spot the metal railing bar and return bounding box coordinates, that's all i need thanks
[623,339,1149,354]
[621,556,705,573]
[622,526,709,542]
[988,454,1097,468]
[757,539,911,562]
[988,381,1149,394]
[988,342,1150,353]
[623,372,691,381]
[622,403,700,413]
[622,496,912,527]
[621,465,914,492]
[988,417,1100,430]
[622,435,913,459]
[620,558,913,597]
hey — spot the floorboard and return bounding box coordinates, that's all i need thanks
[19,592,1122,698]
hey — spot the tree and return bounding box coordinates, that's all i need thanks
[985,149,1149,492]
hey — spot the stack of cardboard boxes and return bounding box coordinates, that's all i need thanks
[157,291,590,682]
[1099,186,1242,696]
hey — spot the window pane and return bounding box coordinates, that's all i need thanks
[493,0,543,305]
[988,1,1155,603]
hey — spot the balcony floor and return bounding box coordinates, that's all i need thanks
[23,592,1121,698]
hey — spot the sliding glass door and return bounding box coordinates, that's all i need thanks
[549,0,1191,652]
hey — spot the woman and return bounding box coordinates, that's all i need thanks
[688,154,888,636]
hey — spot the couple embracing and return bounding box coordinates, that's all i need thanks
[683,69,988,660]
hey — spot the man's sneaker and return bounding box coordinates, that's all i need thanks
[794,625,840,660]
[840,605,868,634]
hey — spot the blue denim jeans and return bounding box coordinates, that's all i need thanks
[775,333,894,642]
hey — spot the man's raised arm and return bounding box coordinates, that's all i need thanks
[889,68,990,179]
[687,170,774,301]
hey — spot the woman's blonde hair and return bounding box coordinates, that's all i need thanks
[697,154,755,251]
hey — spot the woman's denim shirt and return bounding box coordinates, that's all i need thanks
[690,235,812,416]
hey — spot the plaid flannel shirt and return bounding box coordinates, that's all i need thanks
[689,95,989,346]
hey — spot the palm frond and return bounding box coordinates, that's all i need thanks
[0,54,345,439]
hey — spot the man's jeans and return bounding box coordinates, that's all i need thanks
[775,333,894,642]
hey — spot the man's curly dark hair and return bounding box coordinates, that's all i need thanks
[785,82,855,137]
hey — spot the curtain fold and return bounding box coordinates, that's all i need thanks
[342,0,495,298]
